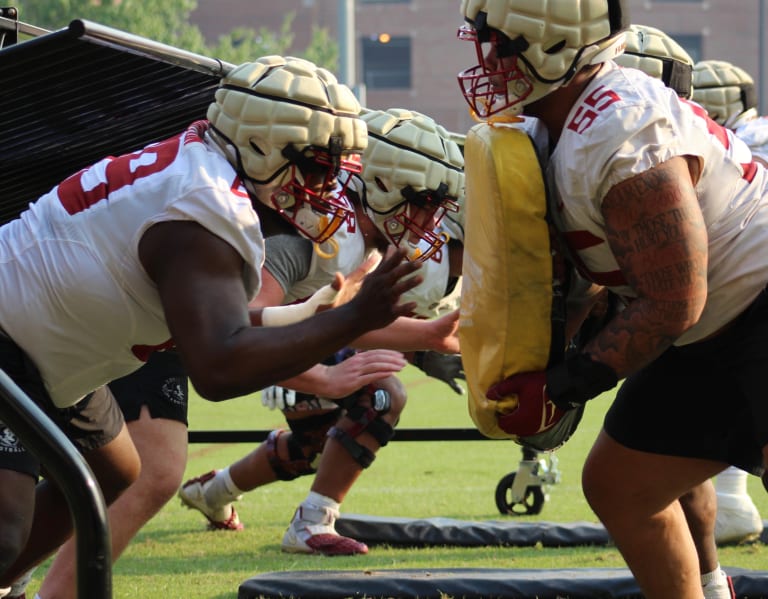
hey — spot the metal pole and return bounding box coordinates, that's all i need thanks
[0,370,111,599]
[338,0,355,87]
[761,0,766,115]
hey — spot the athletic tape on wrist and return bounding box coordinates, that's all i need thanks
[261,284,338,327]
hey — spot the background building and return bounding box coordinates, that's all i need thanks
[191,0,768,134]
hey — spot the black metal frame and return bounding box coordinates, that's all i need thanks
[0,370,111,599]
[189,428,496,444]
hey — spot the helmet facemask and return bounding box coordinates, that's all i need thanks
[206,56,368,242]
[368,182,458,263]
[457,24,536,119]
[268,142,362,243]
[457,2,629,119]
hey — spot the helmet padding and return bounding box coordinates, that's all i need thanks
[458,0,629,116]
[615,24,693,98]
[360,108,465,261]
[207,55,367,184]
[692,59,758,128]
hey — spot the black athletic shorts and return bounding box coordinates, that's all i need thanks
[110,349,189,426]
[0,333,124,478]
[605,287,768,475]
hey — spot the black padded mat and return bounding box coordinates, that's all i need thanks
[336,514,768,548]
[239,567,768,599]
[335,514,613,547]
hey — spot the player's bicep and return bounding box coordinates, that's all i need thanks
[139,220,251,356]
[601,156,708,308]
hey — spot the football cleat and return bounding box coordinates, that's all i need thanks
[178,470,244,531]
[281,504,368,556]
[715,492,764,545]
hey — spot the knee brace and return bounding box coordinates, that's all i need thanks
[327,396,396,469]
[265,409,342,480]
[265,429,318,481]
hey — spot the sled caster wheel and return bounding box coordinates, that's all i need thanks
[495,472,545,515]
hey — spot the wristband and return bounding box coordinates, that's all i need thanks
[545,353,618,410]
[261,284,338,327]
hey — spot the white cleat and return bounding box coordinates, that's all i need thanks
[281,504,368,556]
[178,470,244,531]
[715,492,763,545]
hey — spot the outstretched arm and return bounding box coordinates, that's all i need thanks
[139,221,421,401]
[275,349,408,399]
[352,308,461,354]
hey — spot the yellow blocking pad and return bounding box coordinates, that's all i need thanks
[459,123,559,440]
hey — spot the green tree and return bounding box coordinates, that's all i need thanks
[211,12,295,65]
[13,0,208,53]
[12,1,338,70]
[302,26,339,72]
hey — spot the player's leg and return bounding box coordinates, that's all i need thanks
[584,431,724,598]
[283,374,406,555]
[0,331,57,582]
[584,324,762,599]
[0,384,139,590]
[39,351,188,599]
[679,481,735,599]
[179,389,343,530]
[0,453,37,583]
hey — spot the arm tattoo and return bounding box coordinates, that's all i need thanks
[585,159,708,377]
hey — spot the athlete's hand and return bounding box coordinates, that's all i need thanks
[320,349,408,399]
[422,309,460,354]
[346,246,422,329]
[486,371,567,437]
[414,351,465,394]
[318,252,383,312]
[261,385,296,410]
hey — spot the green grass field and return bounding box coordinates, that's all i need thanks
[25,366,768,598]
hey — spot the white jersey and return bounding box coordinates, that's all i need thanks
[400,229,461,319]
[281,194,368,304]
[0,121,265,407]
[549,61,768,345]
[734,116,768,164]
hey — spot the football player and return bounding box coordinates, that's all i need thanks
[457,1,768,598]
[178,108,466,556]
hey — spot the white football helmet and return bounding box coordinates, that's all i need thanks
[457,0,629,118]
[207,56,368,242]
[692,59,758,129]
[359,108,465,262]
[615,24,693,98]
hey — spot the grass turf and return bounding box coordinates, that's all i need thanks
[24,365,768,598]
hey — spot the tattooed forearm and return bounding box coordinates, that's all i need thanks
[638,261,698,294]
[583,157,708,378]
[585,300,679,377]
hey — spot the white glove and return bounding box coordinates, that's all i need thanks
[261,385,297,411]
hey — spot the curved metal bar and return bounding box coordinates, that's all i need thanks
[0,369,111,599]
[67,18,234,77]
